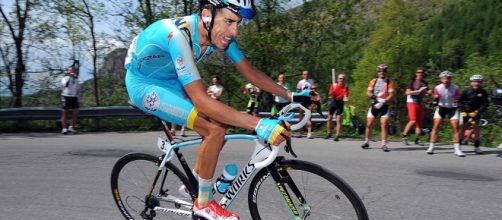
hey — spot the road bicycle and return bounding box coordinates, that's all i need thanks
[110,103,369,219]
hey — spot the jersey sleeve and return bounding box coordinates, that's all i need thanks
[224,39,245,63]
[166,26,201,86]
[62,76,71,88]
[388,80,396,93]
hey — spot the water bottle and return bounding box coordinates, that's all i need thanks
[215,163,238,194]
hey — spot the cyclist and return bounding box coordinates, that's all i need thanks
[243,83,261,115]
[297,70,319,139]
[361,64,395,152]
[207,75,224,101]
[124,1,311,219]
[459,74,489,154]
[325,73,349,141]
[426,71,463,156]
[401,67,430,145]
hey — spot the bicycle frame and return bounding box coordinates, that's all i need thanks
[141,103,312,218]
[156,126,278,209]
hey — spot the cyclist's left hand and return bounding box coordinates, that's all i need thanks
[255,119,291,146]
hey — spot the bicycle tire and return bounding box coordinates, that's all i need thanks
[111,153,195,220]
[248,159,368,220]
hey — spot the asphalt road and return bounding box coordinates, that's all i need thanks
[0,131,501,220]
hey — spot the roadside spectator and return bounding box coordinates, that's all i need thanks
[426,71,463,156]
[61,65,80,134]
[325,73,349,141]
[401,67,431,145]
[207,75,224,101]
[243,83,261,116]
[272,73,290,115]
[459,74,489,154]
[297,70,320,139]
[361,64,395,152]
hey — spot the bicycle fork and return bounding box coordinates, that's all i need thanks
[268,158,311,220]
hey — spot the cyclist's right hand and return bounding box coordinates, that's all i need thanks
[255,118,290,146]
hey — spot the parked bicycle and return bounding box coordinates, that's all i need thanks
[110,103,368,219]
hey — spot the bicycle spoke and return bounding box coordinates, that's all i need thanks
[249,160,367,220]
[111,153,193,220]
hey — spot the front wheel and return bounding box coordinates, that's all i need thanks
[248,159,368,220]
[111,153,194,219]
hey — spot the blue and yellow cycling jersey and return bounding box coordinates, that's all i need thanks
[125,14,245,128]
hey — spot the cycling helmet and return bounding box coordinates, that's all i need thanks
[376,64,388,71]
[200,0,254,44]
[469,74,483,82]
[203,0,254,19]
[439,71,453,78]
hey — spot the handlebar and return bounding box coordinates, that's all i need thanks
[253,144,280,169]
[270,102,313,158]
[276,103,312,131]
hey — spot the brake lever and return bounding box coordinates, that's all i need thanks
[280,121,297,158]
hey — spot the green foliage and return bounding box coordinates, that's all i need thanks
[351,0,427,128]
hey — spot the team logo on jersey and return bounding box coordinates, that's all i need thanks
[175,56,185,71]
[167,32,174,45]
[143,92,160,112]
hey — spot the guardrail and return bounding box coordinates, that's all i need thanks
[0,106,332,122]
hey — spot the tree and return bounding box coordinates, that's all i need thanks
[54,0,105,106]
[351,0,428,129]
[0,0,34,107]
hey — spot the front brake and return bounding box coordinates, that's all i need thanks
[281,121,297,158]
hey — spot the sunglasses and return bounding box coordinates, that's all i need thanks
[416,72,424,74]
[338,78,345,80]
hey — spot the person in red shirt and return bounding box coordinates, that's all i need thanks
[325,73,349,141]
[401,67,431,145]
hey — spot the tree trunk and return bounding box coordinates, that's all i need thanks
[82,0,100,106]
[0,1,30,107]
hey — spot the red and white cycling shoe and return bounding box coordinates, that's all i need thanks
[193,200,239,220]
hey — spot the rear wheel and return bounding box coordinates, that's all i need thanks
[248,159,368,220]
[111,153,194,219]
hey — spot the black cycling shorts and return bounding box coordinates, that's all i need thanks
[328,99,344,115]
[367,104,389,118]
[434,107,459,120]
[62,96,79,109]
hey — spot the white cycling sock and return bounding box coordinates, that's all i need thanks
[198,177,214,207]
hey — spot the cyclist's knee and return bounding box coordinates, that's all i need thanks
[206,122,225,138]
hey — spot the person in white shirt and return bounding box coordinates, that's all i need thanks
[206,75,224,101]
[296,70,320,139]
[272,73,290,114]
[61,66,80,134]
